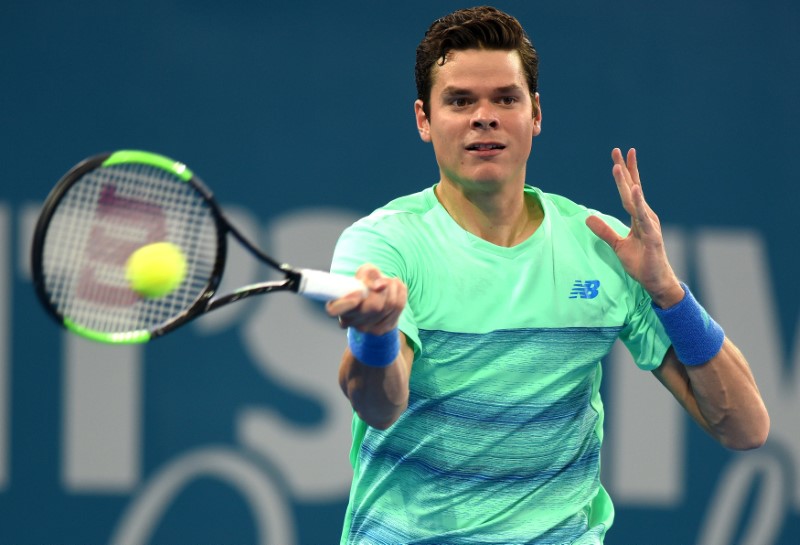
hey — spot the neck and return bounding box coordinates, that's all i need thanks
[435,181,543,247]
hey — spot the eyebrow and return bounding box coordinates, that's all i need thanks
[440,84,526,96]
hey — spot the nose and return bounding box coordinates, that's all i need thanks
[471,103,498,130]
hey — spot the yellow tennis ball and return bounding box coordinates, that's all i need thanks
[125,242,187,298]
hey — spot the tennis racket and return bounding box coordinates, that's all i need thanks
[31,150,366,344]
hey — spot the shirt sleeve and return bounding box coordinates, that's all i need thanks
[618,280,672,371]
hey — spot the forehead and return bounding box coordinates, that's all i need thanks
[430,49,528,93]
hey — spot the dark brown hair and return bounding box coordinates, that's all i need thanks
[415,6,539,118]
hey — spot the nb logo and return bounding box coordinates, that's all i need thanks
[569,280,600,299]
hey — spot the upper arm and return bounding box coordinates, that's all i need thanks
[651,347,714,436]
[399,331,416,371]
[651,340,770,450]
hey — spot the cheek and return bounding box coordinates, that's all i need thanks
[519,119,537,144]
[429,121,462,150]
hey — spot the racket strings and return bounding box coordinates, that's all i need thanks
[42,163,218,334]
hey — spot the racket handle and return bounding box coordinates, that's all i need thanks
[297,269,368,301]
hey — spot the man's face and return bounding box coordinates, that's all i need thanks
[415,48,541,192]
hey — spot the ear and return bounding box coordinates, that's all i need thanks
[532,92,542,137]
[414,99,432,143]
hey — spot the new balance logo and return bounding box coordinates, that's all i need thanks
[569,280,600,299]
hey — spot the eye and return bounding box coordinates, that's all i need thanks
[498,96,518,106]
[450,97,470,108]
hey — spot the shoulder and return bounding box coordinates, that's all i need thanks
[344,186,438,237]
[532,186,593,219]
[331,186,440,275]
[531,186,629,237]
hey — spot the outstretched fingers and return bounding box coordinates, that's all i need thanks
[585,214,622,250]
[625,147,641,187]
[629,183,656,237]
[611,149,632,209]
[611,147,656,235]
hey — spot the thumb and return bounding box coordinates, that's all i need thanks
[356,263,389,291]
[585,215,621,248]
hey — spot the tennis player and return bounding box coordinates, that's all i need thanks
[326,6,769,544]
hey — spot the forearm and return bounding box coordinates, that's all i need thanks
[326,264,412,429]
[651,283,769,450]
[655,341,769,451]
[339,347,411,430]
[684,340,770,450]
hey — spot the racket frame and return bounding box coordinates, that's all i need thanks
[31,150,310,344]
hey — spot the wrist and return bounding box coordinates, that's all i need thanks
[649,280,685,309]
[347,327,401,367]
[651,283,725,366]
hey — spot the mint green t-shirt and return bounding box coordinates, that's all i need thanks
[331,186,671,545]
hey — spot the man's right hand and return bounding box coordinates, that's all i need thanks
[326,263,407,335]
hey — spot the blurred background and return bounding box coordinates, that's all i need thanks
[1,0,798,543]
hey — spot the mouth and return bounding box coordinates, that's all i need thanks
[465,143,506,151]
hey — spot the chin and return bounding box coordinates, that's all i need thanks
[465,169,514,187]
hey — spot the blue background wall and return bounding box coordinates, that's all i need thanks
[1,1,798,543]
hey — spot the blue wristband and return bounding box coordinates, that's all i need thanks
[651,283,725,366]
[347,327,400,367]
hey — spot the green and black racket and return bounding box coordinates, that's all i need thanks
[31,150,365,344]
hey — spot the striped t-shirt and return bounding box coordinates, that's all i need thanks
[331,185,671,544]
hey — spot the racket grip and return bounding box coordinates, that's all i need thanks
[297,269,368,301]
